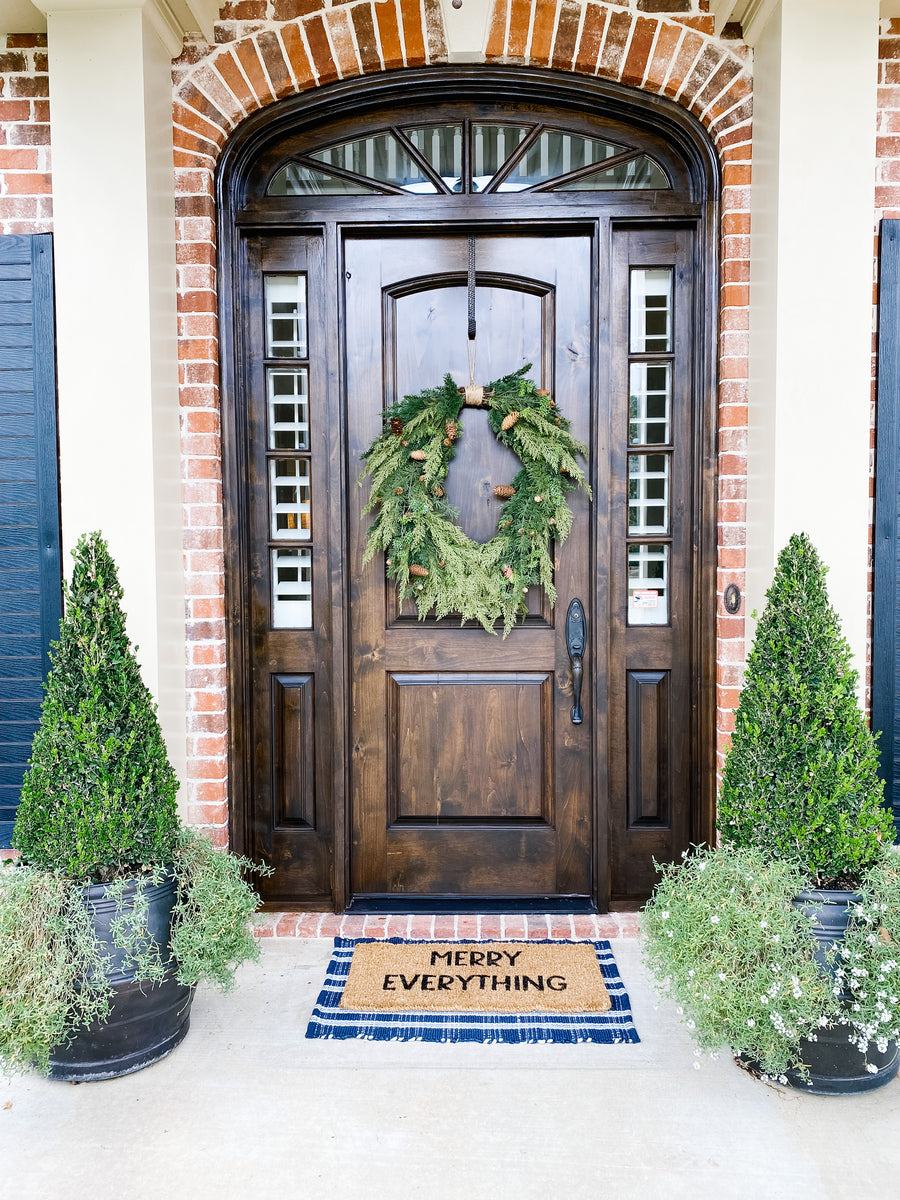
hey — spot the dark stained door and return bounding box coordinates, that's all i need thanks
[345,234,595,900]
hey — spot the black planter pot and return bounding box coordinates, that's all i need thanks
[47,872,193,1082]
[781,889,899,1096]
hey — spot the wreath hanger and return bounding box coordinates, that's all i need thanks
[458,234,492,408]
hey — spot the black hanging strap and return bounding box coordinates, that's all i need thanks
[467,234,476,341]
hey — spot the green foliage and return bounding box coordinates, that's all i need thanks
[0,865,113,1075]
[718,532,894,886]
[642,845,837,1079]
[833,850,900,1061]
[13,533,180,881]
[359,366,590,635]
[0,831,270,1074]
[169,827,271,991]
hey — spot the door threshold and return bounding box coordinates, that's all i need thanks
[346,896,598,915]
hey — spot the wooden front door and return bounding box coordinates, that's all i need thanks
[345,233,595,901]
[220,81,718,912]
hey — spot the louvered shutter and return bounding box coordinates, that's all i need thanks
[0,233,61,846]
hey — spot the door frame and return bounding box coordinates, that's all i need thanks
[217,66,720,911]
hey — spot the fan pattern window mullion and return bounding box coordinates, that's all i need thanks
[266,123,670,197]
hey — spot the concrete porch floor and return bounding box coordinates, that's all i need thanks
[2,935,899,1200]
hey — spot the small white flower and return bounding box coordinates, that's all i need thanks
[866,1064,879,1074]
[710,915,720,924]
[693,1061,700,1069]
[759,920,768,929]
[718,972,727,982]
[660,911,670,920]
[747,1019,755,1027]
[760,996,769,1005]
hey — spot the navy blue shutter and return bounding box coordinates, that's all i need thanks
[875,219,900,836]
[0,233,61,846]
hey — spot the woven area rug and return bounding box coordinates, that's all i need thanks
[305,938,640,1043]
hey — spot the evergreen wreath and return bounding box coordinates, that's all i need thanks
[360,365,591,635]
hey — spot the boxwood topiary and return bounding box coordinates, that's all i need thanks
[718,532,895,887]
[12,532,180,881]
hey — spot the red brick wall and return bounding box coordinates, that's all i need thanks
[0,34,50,235]
[171,0,753,841]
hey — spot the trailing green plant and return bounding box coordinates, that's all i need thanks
[0,864,113,1076]
[168,827,271,991]
[643,845,836,1080]
[0,831,270,1075]
[12,532,180,882]
[717,532,894,887]
[359,365,590,635]
[832,850,900,1067]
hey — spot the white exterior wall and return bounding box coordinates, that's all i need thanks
[747,0,879,677]
[46,4,186,791]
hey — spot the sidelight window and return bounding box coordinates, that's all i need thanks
[265,274,314,628]
[627,267,674,626]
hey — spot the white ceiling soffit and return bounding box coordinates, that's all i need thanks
[0,0,46,34]
[708,0,779,45]
[0,0,219,50]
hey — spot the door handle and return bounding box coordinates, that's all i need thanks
[565,598,586,725]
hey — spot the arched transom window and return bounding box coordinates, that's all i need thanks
[267,121,670,197]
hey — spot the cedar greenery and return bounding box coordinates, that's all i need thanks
[718,532,894,887]
[360,366,591,635]
[13,532,179,881]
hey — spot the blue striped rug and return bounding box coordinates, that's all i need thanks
[305,938,640,1043]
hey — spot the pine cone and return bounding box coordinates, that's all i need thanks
[395,487,404,494]
[501,565,514,582]
[433,485,444,498]
[536,388,550,397]
[445,419,458,440]
[501,411,520,431]
[493,485,516,499]
[409,564,429,578]
[390,417,403,436]
[409,449,427,461]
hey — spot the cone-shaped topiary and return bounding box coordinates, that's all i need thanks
[718,532,895,887]
[12,532,179,882]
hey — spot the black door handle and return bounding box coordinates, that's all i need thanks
[565,598,586,725]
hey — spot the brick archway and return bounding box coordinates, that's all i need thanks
[173,1,751,845]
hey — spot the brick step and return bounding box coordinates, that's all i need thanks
[254,912,641,940]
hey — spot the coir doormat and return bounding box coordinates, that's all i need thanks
[305,938,640,1043]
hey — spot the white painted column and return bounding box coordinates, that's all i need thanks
[747,0,879,674]
[43,3,186,787]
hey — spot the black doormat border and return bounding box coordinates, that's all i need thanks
[345,895,598,915]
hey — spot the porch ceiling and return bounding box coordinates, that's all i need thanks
[0,0,220,45]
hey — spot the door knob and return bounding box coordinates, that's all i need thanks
[565,598,586,725]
